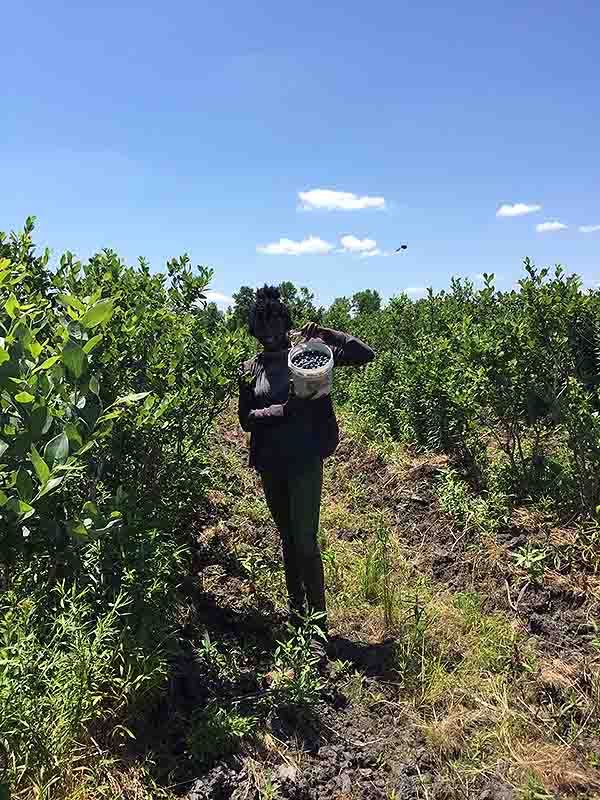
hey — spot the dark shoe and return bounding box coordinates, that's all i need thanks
[309,637,328,671]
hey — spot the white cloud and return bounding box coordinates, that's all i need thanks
[361,249,394,257]
[204,290,233,308]
[496,203,542,218]
[359,249,382,258]
[340,235,377,253]
[580,224,600,233]
[404,287,428,298]
[299,189,385,211]
[535,221,568,233]
[256,235,334,256]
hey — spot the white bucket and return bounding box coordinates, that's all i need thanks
[288,339,334,399]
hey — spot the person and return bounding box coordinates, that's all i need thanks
[238,285,375,659]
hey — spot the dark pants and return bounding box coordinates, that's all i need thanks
[260,458,326,631]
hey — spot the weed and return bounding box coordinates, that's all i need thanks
[361,539,385,604]
[437,470,508,535]
[196,632,243,685]
[240,548,272,585]
[321,547,342,591]
[187,704,256,766]
[359,524,397,628]
[513,544,547,584]
[237,496,271,526]
[518,774,555,799]
[265,614,326,709]
[258,774,281,799]
[394,593,432,689]
[328,658,352,679]
[589,752,600,769]
[0,585,164,793]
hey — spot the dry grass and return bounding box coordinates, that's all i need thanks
[511,742,600,794]
[421,706,487,757]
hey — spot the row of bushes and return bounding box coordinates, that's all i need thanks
[0,219,250,794]
[327,263,600,518]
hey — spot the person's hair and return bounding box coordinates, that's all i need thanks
[248,285,292,335]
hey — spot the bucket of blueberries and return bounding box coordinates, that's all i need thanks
[288,338,334,399]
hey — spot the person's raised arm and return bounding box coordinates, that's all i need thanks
[299,323,375,367]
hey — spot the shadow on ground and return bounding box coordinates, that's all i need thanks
[328,635,399,679]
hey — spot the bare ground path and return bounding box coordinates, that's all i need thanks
[131,408,600,800]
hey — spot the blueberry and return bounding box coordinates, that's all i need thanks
[292,348,329,370]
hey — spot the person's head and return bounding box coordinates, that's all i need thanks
[249,285,292,351]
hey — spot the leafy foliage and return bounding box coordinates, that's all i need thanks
[0,219,250,793]
[339,263,600,518]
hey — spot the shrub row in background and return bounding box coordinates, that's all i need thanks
[325,264,600,519]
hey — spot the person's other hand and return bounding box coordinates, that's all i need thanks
[284,383,317,416]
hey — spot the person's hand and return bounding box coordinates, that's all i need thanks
[299,321,323,340]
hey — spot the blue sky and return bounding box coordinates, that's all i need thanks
[2,0,599,308]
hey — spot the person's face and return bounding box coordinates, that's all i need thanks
[254,313,289,351]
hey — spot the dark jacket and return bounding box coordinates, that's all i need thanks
[238,328,374,474]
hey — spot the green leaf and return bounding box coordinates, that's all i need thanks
[57,293,86,312]
[62,340,87,379]
[75,440,95,456]
[28,339,44,359]
[0,347,9,365]
[82,334,103,354]
[5,292,19,319]
[99,410,121,421]
[28,406,52,439]
[65,422,83,447]
[30,445,50,485]
[77,394,102,430]
[15,391,35,404]
[114,391,150,405]
[82,500,98,517]
[0,490,8,506]
[14,322,33,351]
[44,432,69,467]
[0,440,8,459]
[6,497,34,516]
[80,299,114,329]
[89,375,100,396]
[32,355,61,373]
[37,475,64,498]
[68,522,89,541]
[16,468,34,502]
